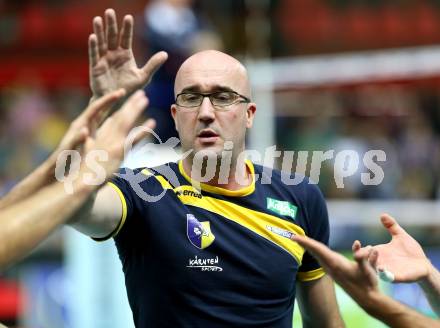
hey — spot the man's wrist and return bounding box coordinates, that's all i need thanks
[71,176,99,197]
[91,87,118,103]
[418,261,439,290]
[90,95,100,104]
[73,164,117,195]
[90,90,106,103]
[38,154,58,183]
[353,289,382,314]
[361,290,405,320]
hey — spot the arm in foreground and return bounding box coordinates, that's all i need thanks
[296,274,345,328]
[69,90,154,239]
[0,91,119,210]
[0,151,59,210]
[296,183,344,327]
[0,91,124,268]
[419,265,440,317]
[0,174,94,269]
[292,234,440,328]
[0,91,152,269]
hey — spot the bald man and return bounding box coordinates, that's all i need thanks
[71,9,344,327]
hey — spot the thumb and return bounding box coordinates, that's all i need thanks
[380,213,404,237]
[140,51,168,84]
[75,127,90,145]
[61,127,89,151]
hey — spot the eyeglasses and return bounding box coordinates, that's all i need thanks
[175,91,251,111]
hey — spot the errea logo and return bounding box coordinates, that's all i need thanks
[267,197,297,220]
[180,189,202,198]
[175,187,202,199]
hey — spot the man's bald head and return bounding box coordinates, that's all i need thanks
[174,50,251,98]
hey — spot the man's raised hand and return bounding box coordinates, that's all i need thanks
[88,9,168,99]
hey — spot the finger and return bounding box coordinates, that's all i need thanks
[88,34,99,67]
[92,91,127,132]
[81,89,126,122]
[353,245,373,260]
[132,119,156,146]
[116,90,149,128]
[94,107,111,129]
[105,8,119,50]
[353,248,376,276]
[93,16,106,57]
[380,213,405,237]
[140,51,168,84]
[292,235,336,268]
[293,235,358,283]
[353,242,370,264]
[72,127,89,148]
[145,118,156,130]
[120,15,133,49]
[369,249,379,269]
[62,126,90,152]
[352,240,361,252]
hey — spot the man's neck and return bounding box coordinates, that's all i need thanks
[182,156,251,191]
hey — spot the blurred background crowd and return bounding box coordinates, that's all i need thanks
[1,0,440,327]
[3,0,440,199]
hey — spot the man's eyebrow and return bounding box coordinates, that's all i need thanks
[180,85,235,93]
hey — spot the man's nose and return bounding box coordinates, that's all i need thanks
[197,96,216,122]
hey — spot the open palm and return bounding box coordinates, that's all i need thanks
[88,9,167,99]
[370,214,431,282]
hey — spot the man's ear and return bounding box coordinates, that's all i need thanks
[171,104,179,131]
[246,103,256,128]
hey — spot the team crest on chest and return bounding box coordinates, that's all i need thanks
[187,214,215,249]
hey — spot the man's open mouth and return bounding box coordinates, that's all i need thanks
[197,130,219,143]
[198,130,219,138]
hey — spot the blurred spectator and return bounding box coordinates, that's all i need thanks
[397,109,439,199]
[275,84,440,200]
[140,0,222,142]
[0,86,88,197]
